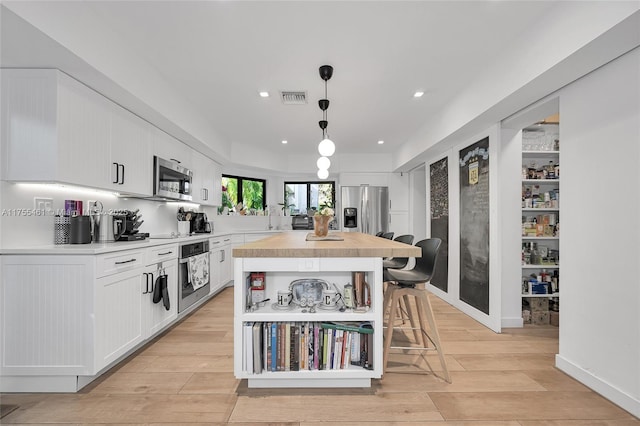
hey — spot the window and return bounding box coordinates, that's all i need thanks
[222,175,266,211]
[284,181,335,215]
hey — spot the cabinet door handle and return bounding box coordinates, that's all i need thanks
[220,249,225,262]
[150,272,154,293]
[224,238,231,242]
[204,188,208,200]
[201,188,206,200]
[112,162,119,184]
[119,164,125,185]
[142,273,149,294]
[158,251,173,256]
[115,258,136,265]
[170,158,181,164]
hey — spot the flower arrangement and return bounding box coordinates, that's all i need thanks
[313,206,334,237]
[315,207,334,217]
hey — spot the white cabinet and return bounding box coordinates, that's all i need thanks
[143,260,178,338]
[234,256,383,388]
[388,172,409,211]
[1,69,152,196]
[1,69,111,186]
[209,235,233,294]
[149,125,190,166]
[95,267,145,370]
[110,103,151,195]
[1,243,181,392]
[191,150,220,206]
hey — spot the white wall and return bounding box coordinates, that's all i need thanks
[410,165,426,243]
[555,47,640,417]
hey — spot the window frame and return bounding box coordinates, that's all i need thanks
[284,180,336,214]
[222,174,267,210]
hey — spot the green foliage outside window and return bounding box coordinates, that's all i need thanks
[221,174,265,212]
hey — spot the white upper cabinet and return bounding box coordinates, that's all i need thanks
[1,69,111,186]
[190,150,220,206]
[1,69,151,196]
[110,104,151,195]
[150,126,189,166]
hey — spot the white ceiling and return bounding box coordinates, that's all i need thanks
[1,1,638,170]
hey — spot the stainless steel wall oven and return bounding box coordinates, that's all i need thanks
[178,240,210,314]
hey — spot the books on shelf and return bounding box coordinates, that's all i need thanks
[244,321,374,374]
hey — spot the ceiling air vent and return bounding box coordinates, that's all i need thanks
[280,91,307,105]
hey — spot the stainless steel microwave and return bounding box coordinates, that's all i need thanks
[153,156,193,201]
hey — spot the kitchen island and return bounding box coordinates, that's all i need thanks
[232,231,420,388]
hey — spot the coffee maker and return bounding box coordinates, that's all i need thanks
[190,212,211,233]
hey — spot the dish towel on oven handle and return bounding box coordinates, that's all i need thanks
[188,252,210,290]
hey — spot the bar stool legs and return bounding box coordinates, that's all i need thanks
[383,283,451,383]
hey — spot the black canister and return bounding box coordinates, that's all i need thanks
[70,215,92,244]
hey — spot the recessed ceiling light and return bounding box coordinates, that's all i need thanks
[378,140,384,145]
[281,140,288,144]
[413,91,424,98]
[259,91,269,98]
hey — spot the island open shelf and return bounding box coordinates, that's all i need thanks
[232,231,420,388]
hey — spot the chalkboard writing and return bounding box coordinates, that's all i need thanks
[459,137,490,314]
[430,158,449,292]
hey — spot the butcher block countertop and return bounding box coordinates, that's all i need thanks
[233,231,421,258]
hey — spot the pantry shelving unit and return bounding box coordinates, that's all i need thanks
[521,126,560,313]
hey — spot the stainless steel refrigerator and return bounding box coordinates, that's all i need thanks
[340,185,389,234]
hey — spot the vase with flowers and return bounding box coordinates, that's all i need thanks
[313,207,334,237]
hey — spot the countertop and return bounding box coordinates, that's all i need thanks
[233,232,421,258]
[0,230,285,255]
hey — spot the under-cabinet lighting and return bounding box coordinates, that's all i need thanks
[165,201,201,209]
[15,183,119,198]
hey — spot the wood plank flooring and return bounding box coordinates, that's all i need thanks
[1,287,638,425]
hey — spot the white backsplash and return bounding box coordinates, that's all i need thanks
[0,181,293,248]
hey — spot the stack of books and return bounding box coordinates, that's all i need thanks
[242,321,374,374]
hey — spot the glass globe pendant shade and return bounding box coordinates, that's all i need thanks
[316,156,331,170]
[317,168,329,179]
[318,138,335,157]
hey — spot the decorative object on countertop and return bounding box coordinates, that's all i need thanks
[54,215,70,244]
[313,206,334,237]
[70,215,92,244]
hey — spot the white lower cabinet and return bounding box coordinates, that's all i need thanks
[210,235,233,294]
[0,243,181,393]
[96,267,145,370]
[143,260,178,338]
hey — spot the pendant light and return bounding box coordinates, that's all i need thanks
[316,156,331,170]
[318,65,335,157]
[317,168,329,179]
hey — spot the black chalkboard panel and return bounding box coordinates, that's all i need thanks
[459,137,490,314]
[430,157,449,292]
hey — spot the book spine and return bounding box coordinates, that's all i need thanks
[285,323,291,371]
[313,324,320,370]
[270,322,277,372]
[292,322,299,371]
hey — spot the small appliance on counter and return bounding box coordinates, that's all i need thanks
[190,212,211,234]
[113,209,149,241]
[291,215,313,230]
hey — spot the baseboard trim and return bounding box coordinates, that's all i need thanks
[501,316,524,328]
[556,354,640,418]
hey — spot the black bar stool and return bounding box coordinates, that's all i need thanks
[383,238,450,383]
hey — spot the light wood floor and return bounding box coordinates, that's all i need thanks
[1,286,638,425]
